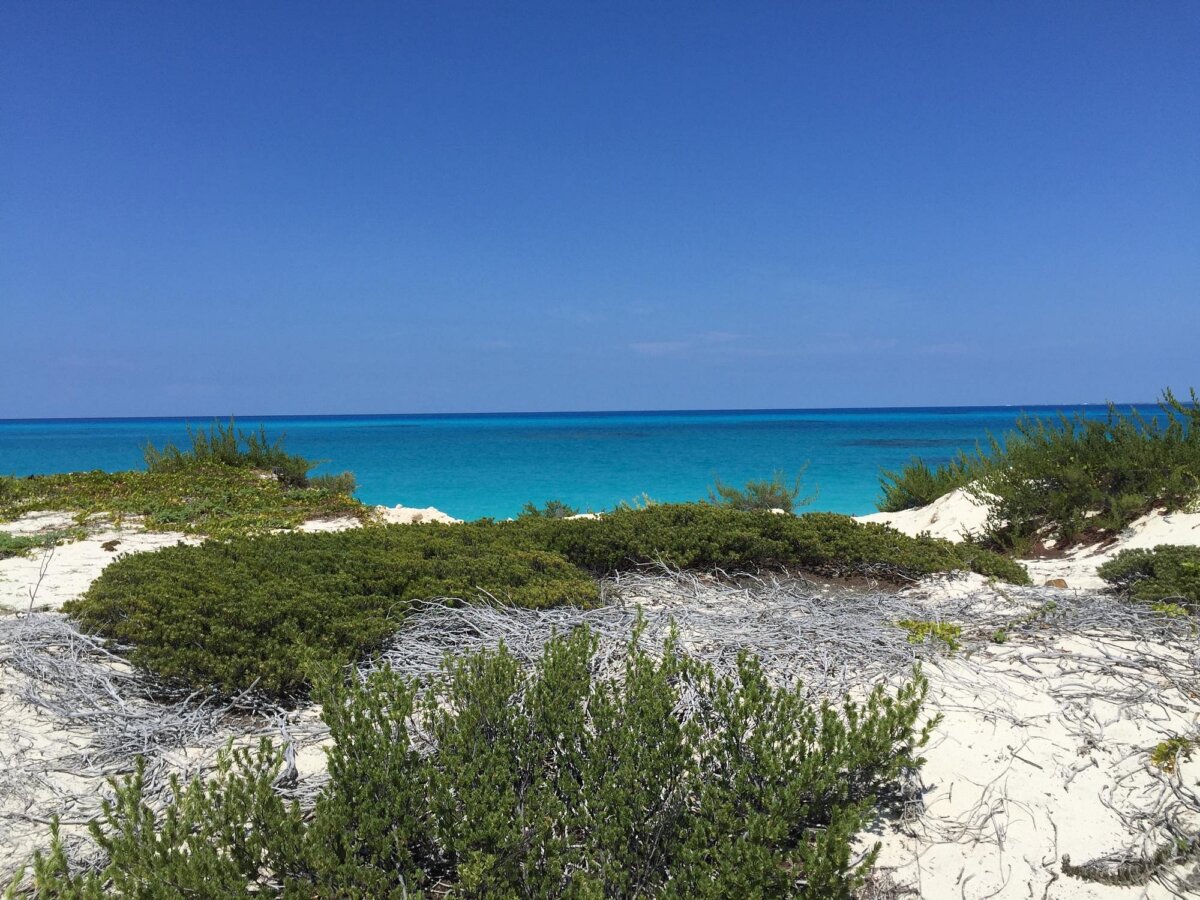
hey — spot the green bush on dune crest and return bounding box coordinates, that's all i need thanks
[708,467,816,513]
[25,630,933,899]
[144,418,323,489]
[877,452,980,513]
[0,469,365,540]
[877,389,1200,552]
[65,503,1026,700]
[1098,545,1200,608]
[0,422,363,539]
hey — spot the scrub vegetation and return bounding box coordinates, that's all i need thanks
[1098,545,1200,608]
[896,619,962,653]
[22,629,933,899]
[0,420,364,539]
[708,467,815,513]
[6,426,1022,896]
[877,389,1200,552]
[65,503,1027,700]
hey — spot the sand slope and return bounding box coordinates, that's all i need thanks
[859,496,1200,590]
[857,487,992,542]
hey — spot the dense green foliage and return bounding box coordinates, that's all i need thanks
[518,504,1028,584]
[519,499,579,519]
[24,630,933,898]
[708,467,815,513]
[1098,545,1200,607]
[877,452,980,513]
[143,419,320,488]
[876,389,1200,551]
[65,503,1026,699]
[0,468,365,539]
[66,524,598,698]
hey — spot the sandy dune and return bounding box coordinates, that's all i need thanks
[2,502,1198,894]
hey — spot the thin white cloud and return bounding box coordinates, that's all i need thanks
[629,340,691,358]
[627,332,763,359]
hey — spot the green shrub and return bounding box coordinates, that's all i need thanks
[876,389,1200,551]
[708,466,815,513]
[517,504,1028,585]
[878,452,981,512]
[306,470,357,496]
[65,504,1025,700]
[0,531,76,560]
[65,524,598,698]
[26,630,933,898]
[1149,735,1197,773]
[143,418,315,488]
[1098,545,1200,607]
[0,469,365,539]
[519,499,578,519]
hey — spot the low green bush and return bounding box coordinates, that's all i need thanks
[517,504,1028,585]
[0,529,88,566]
[1097,545,1200,607]
[65,524,598,698]
[877,389,1200,552]
[1149,735,1197,773]
[65,504,1025,700]
[143,418,315,488]
[519,499,579,519]
[708,467,815,513]
[878,452,980,512]
[25,630,934,898]
[0,468,365,539]
[896,619,962,652]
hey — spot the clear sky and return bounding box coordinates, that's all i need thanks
[3,2,1197,418]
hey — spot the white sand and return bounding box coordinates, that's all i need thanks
[859,496,1200,590]
[856,487,992,542]
[869,631,1200,898]
[1022,509,1200,591]
[299,505,462,532]
[857,494,1200,895]
[374,504,462,525]
[1,513,196,613]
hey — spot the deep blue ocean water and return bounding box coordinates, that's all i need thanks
[0,406,1144,521]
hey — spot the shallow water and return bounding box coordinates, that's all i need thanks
[0,405,1146,520]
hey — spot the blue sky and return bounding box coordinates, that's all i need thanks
[2,2,1197,417]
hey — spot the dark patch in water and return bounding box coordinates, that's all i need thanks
[844,438,972,448]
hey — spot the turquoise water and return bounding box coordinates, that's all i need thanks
[0,406,1141,520]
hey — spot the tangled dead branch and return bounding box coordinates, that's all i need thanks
[1,566,1198,894]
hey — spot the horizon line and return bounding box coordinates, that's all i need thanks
[0,398,1160,425]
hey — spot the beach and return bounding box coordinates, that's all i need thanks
[3,492,1199,895]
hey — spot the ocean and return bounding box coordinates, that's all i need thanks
[0,406,1140,521]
